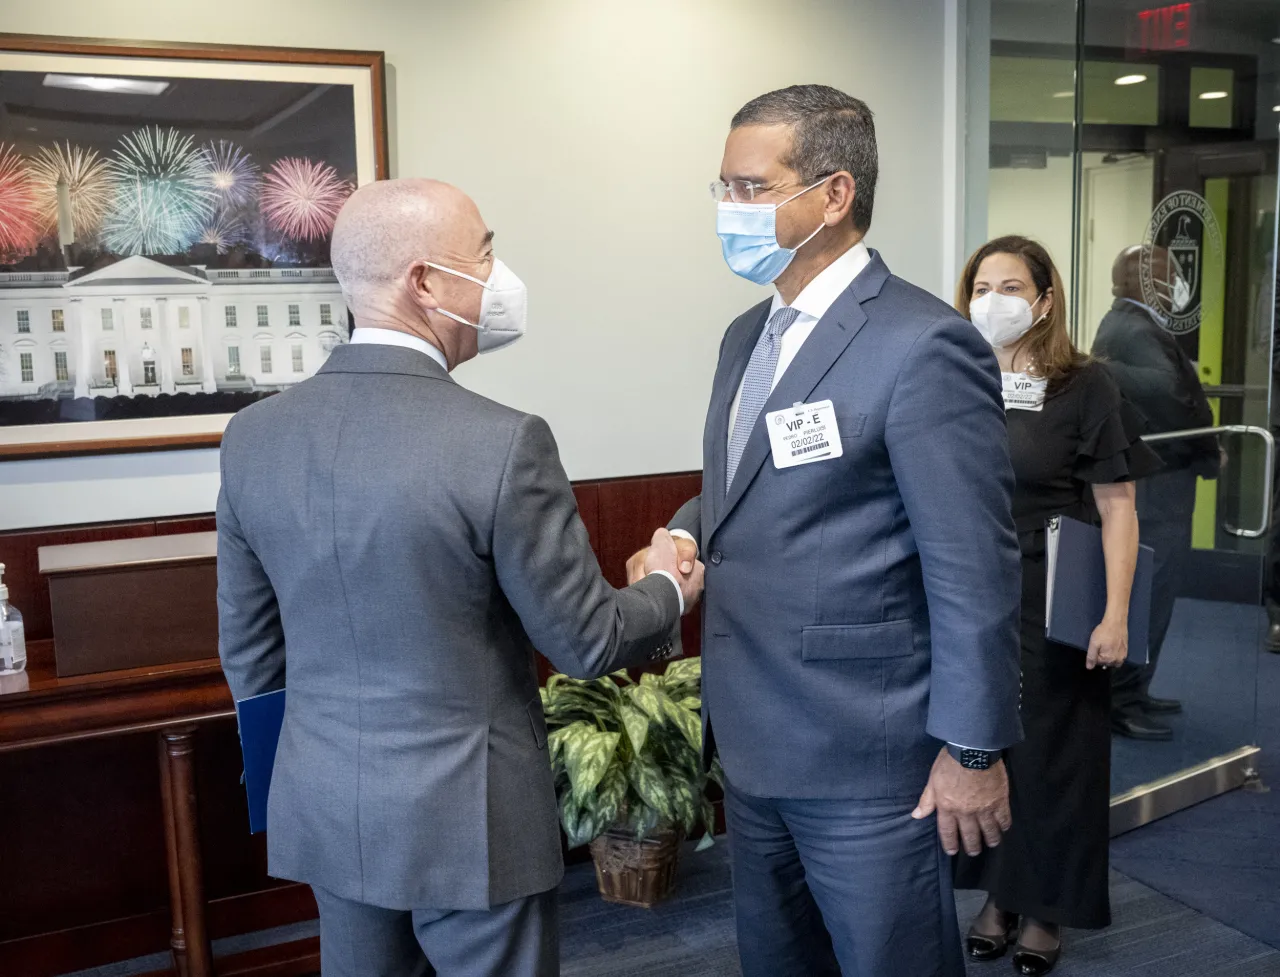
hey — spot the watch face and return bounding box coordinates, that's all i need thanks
[961,749,992,770]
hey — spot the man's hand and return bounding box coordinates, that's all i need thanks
[635,528,704,612]
[912,748,1011,857]
[627,535,698,585]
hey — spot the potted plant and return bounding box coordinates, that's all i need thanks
[541,657,722,908]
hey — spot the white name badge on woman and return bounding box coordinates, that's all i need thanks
[1002,372,1048,411]
[766,400,843,469]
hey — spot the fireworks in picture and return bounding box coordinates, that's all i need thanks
[0,144,41,258]
[203,140,259,210]
[261,157,352,241]
[199,210,246,253]
[102,126,216,256]
[28,142,114,239]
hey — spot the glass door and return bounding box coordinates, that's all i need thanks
[1073,0,1276,815]
[976,0,1278,821]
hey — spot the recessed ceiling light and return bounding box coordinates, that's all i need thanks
[1273,105,1280,112]
[43,73,169,95]
[1115,74,1148,86]
[1199,91,1229,100]
[1052,90,1074,98]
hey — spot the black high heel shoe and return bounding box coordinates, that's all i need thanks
[966,912,1019,961]
[1010,925,1061,976]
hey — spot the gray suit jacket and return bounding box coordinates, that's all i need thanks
[671,252,1022,801]
[217,342,680,911]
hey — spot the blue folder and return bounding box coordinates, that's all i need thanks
[1045,515,1153,665]
[234,688,286,834]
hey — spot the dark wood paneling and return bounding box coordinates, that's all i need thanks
[0,470,705,977]
[0,733,169,942]
[597,473,704,661]
[0,520,155,642]
[596,473,702,589]
[157,516,218,537]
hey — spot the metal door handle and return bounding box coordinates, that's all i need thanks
[1140,425,1275,538]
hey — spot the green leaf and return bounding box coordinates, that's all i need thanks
[663,657,701,686]
[695,831,716,852]
[547,720,590,764]
[564,727,620,806]
[619,704,650,755]
[709,756,725,789]
[627,684,671,726]
[628,801,663,840]
[628,753,675,821]
[678,696,702,711]
[593,764,628,829]
[559,790,583,845]
[640,670,663,689]
[661,695,702,752]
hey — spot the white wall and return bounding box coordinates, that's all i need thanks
[0,0,955,531]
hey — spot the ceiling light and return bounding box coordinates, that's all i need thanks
[43,73,169,95]
[1273,105,1280,112]
[1052,90,1074,98]
[1199,91,1229,100]
[1115,74,1148,86]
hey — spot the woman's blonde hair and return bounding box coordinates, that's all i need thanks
[955,235,1087,385]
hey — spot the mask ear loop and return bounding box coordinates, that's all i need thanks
[423,260,493,290]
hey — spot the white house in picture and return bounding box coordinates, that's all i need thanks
[0,256,348,400]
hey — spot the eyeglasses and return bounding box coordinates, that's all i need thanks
[709,175,834,204]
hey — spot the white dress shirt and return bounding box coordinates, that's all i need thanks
[348,327,685,612]
[676,244,994,751]
[350,326,449,372]
[726,242,871,442]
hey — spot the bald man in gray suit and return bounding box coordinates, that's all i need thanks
[216,179,704,977]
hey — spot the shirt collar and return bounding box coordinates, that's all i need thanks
[349,327,449,372]
[769,241,872,321]
[1120,297,1167,328]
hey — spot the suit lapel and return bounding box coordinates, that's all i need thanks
[704,302,770,529]
[710,252,890,538]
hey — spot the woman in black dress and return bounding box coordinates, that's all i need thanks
[952,236,1158,975]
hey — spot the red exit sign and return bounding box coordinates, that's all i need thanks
[1134,3,1193,52]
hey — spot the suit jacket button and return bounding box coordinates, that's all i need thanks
[710,551,723,565]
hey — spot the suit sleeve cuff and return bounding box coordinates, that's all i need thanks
[669,529,699,557]
[648,570,684,615]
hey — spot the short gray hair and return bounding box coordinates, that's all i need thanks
[732,85,878,233]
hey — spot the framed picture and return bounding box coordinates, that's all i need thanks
[0,33,388,459]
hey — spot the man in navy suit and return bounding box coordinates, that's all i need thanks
[629,86,1023,976]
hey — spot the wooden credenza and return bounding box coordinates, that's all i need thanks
[0,471,704,977]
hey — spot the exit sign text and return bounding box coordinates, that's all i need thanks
[1134,3,1193,52]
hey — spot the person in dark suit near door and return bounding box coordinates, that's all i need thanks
[627,85,1023,977]
[1091,245,1219,740]
[217,178,704,977]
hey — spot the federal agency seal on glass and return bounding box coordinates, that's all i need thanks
[1140,190,1224,335]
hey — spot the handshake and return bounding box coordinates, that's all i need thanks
[626,529,705,614]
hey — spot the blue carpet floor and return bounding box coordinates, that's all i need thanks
[63,843,1280,977]
[1110,597,1280,952]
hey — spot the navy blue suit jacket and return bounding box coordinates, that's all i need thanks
[671,252,1023,800]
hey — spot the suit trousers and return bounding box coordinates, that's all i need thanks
[724,781,963,977]
[311,885,559,977]
[1112,469,1197,713]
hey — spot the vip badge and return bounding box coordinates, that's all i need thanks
[1140,191,1223,335]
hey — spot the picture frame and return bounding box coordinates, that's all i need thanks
[0,33,389,460]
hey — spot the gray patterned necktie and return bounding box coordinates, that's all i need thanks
[726,305,802,490]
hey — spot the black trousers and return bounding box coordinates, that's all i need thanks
[1112,469,1196,714]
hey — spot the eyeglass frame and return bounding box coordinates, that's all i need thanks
[709,173,835,204]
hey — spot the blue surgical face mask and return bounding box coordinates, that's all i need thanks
[716,178,829,285]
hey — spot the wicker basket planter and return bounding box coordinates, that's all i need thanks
[588,827,683,908]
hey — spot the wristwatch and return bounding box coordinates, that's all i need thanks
[946,744,1001,770]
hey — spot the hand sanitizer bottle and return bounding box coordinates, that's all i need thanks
[0,563,26,675]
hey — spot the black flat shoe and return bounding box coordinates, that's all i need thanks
[1141,696,1183,715]
[1111,713,1173,741]
[967,915,1018,961]
[1011,932,1061,976]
